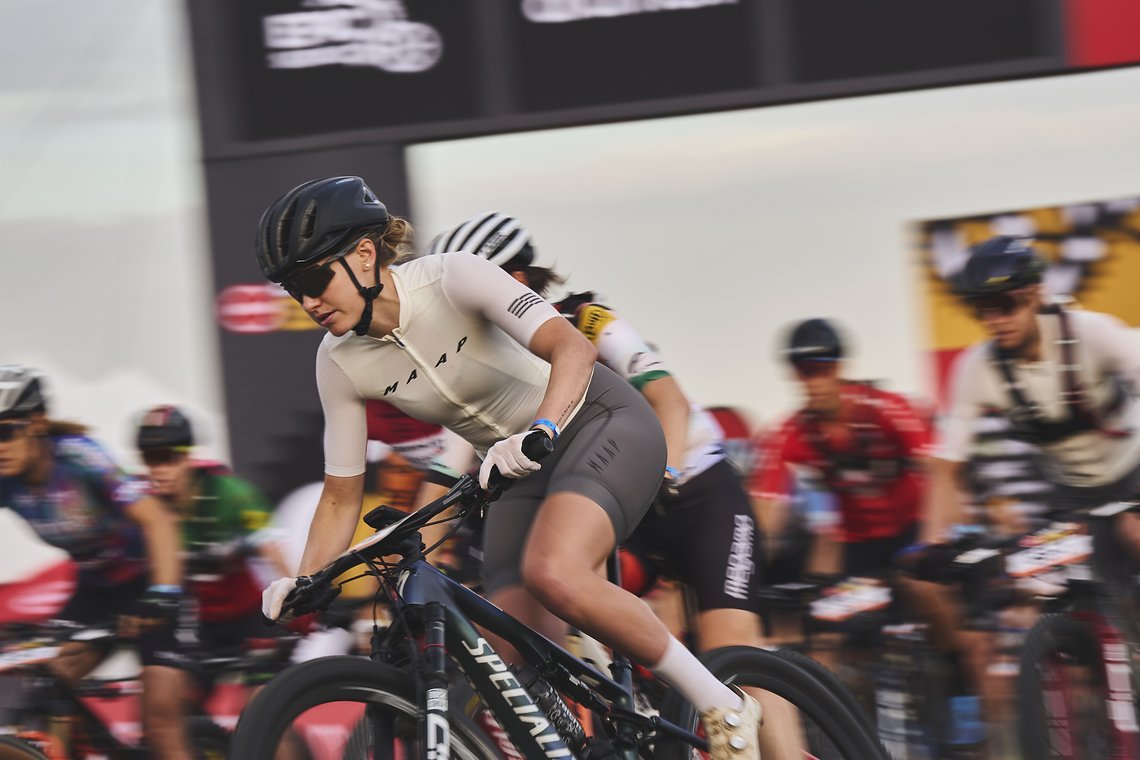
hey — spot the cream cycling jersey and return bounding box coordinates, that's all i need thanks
[559,298,724,483]
[317,252,579,477]
[939,308,1140,487]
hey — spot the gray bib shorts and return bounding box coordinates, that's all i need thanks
[482,363,667,596]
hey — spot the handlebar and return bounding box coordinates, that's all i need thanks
[893,534,1014,585]
[280,430,554,620]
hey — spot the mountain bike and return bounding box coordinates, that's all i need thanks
[755,532,1011,760]
[1012,504,1140,759]
[231,432,887,759]
[0,616,302,759]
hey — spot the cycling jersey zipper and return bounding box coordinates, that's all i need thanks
[388,328,514,441]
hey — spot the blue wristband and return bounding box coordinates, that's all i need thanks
[148,584,183,595]
[531,418,560,441]
[665,466,681,479]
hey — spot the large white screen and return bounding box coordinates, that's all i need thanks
[408,68,1140,425]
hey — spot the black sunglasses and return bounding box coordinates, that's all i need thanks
[965,292,1032,319]
[0,421,30,443]
[281,250,352,302]
[793,360,837,379]
[141,447,190,467]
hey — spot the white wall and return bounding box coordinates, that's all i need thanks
[408,67,1140,426]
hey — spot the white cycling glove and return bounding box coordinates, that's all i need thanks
[479,430,544,489]
[262,576,298,622]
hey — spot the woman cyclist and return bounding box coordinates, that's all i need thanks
[0,366,192,759]
[255,176,761,759]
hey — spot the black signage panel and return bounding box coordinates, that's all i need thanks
[788,0,1048,83]
[512,1,756,112]
[234,0,480,140]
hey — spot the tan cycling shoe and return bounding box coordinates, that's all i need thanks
[700,685,763,759]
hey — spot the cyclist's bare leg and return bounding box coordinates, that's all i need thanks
[141,665,192,760]
[47,642,102,684]
[897,578,992,709]
[518,491,669,664]
[1116,512,1140,565]
[698,609,802,760]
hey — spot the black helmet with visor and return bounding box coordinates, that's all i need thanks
[136,405,194,450]
[256,176,389,335]
[953,236,1046,319]
[784,318,844,365]
[953,236,1045,297]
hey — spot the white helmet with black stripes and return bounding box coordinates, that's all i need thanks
[0,365,47,420]
[426,212,535,270]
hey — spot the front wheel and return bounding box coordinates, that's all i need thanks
[230,656,497,760]
[656,645,889,760]
[0,736,49,760]
[1016,613,1137,760]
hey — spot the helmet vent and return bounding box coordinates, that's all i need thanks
[299,200,319,243]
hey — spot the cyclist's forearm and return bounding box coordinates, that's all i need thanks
[641,375,691,472]
[753,496,788,549]
[127,495,183,586]
[528,318,597,431]
[298,474,365,575]
[921,457,966,542]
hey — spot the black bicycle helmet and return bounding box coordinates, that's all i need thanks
[255,176,389,283]
[953,236,1045,298]
[137,405,194,450]
[0,365,47,420]
[427,212,536,271]
[784,319,844,364]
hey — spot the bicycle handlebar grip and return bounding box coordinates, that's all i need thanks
[486,430,555,492]
[278,574,342,621]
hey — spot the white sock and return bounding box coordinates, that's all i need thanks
[650,637,742,713]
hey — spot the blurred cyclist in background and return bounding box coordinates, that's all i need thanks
[746,320,995,741]
[919,236,1140,748]
[0,366,191,759]
[753,319,932,577]
[135,406,292,651]
[931,235,1140,566]
[428,213,799,759]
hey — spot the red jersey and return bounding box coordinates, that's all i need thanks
[752,383,932,542]
[366,399,443,444]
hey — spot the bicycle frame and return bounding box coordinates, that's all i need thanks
[383,544,704,759]
[282,468,705,759]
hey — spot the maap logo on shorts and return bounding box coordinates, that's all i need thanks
[261,0,443,72]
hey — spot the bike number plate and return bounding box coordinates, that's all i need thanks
[811,578,891,622]
[1007,533,1093,578]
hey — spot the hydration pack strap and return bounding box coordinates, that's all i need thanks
[994,305,1128,440]
[803,383,903,490]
